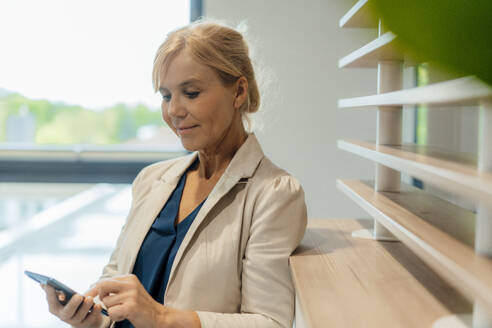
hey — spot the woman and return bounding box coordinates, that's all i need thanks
[42,21,307,328]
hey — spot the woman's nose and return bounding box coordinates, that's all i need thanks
[167,97,186,117]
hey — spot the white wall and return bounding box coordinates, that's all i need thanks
[204,0,378,218]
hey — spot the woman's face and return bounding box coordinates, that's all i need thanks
[158,49,241,152]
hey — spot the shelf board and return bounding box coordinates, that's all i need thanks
[337,139,492,203]
[337,179,492,313]
[338,76,492,108]
[339,0,378,28]
[339,32,412,68]
[290,218,471,328]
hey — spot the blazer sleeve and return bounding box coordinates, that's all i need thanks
[92,167,148,328]
[196,174,308,328]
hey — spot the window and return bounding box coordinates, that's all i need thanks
[0,2,199,326]
[0,0,194,182]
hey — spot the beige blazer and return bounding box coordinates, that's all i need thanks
[97,134,307,328]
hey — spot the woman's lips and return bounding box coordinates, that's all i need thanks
[177,125,198,135]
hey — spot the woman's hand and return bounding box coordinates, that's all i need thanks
[93,274,201,328]
[92,274,168,327]
[41,284,103,328]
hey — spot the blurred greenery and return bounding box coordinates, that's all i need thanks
[371,0,492,85]
[0,90,164,144]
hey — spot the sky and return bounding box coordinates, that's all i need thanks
[0,0,190,110]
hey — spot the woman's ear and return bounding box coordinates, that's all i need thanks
[233,77,248,110]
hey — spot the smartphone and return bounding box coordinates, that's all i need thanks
[24,270,108,316]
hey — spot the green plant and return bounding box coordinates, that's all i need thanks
[371,0,492,85]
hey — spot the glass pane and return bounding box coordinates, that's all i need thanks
[0,183,91,230]
[0,183,132,327]
[0,0,189,150]
[0,1,191,325]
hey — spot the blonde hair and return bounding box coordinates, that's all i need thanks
[152,20,260,129]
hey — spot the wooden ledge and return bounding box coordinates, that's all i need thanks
[337,180,492,313]
[290,218,471,328]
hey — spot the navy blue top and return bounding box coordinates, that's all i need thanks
[116,163,205,328]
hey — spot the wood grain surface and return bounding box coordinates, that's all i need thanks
[290,218,471,328]
[337,180,492,314]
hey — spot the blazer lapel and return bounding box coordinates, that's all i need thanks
[121,153,198,274]
[165,134,264,290]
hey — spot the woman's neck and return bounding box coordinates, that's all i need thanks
[197,119,247,180]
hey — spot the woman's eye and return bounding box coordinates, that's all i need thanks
[162,94,171,102]
[185,91,200,99]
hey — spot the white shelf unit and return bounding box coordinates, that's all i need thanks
[338,31,400,68]
[338,0,377,28]
[337,140,492,203]
[339,76,492,108]
[335,0,492,327]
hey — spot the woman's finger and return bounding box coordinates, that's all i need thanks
[44,285,63,314]
[71,295,95,323]
[111,274,138,282]
[97,279,127,299]
[55,290,66,303]
[58,293,84,322]
[101,292,125,308]
[106,303,127,323]
[82,303,103,325]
